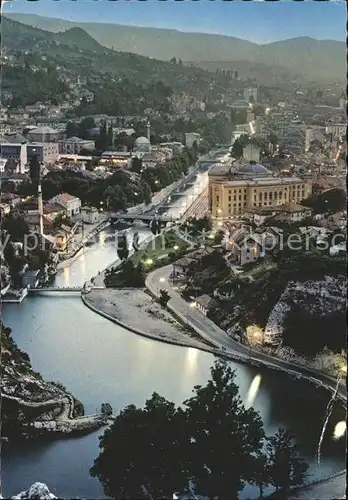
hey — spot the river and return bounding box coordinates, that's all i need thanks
[1,164,346,499]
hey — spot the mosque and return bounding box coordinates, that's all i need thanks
[133,121,151,153]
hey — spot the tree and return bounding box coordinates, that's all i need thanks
[95,121,108,151]
[231,134,250,159]
[2,241,24,287]
[268,133,278,149]
[213,229,225,245]
[107,124,113,148]
[150,219,162,235]
[158,289,170,308]
[250,452,271,499]
[303,188,346,215]
[267,428,309,497]
[117,233,129,261]
[131,156,142,173]
[2,215,29,241]
[90,361,266,500]
[104,186,127,212]
[183,360,265,499]
[66,121,79,138]
[90,393,188,499]
[78,117,95,139]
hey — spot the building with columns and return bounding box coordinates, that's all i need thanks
[208,161,312,220]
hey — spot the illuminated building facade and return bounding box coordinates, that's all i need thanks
[208,161,312,219]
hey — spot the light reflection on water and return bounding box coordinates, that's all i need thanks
[1,169,346,499]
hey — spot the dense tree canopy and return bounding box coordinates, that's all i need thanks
[267,428,309,496]
[303,188,346,214]
[3,65,69,107]
[90,360,308,499]
[16,148,194,213]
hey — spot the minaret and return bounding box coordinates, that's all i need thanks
[146,120,151,143]
[38,171,43,237]
[30,153,43,237]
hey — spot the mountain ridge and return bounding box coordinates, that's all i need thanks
[55,27,106,53]
[3,13,346,81]
[4,13,343,45]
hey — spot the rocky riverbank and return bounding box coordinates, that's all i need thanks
[0,324,108,441]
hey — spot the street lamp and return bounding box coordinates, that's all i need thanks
[158,276,166,295]
[173,245,179,251]
[145,258,153,266]
[186,300,196,324]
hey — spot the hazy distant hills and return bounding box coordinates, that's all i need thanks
[2,17,234,100]
[5,13,345,82]
[188,60,306,86]
[54,27,106,53]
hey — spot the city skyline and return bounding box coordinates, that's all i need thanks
[4,0,346,44]
[1,2,347,498]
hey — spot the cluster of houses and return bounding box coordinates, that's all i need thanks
[0,189,102,301]
[169,205,346,326]
[1,190,100,253]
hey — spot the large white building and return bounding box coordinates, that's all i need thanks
[27,126,63,142]
[58,137,95,155]
[49,193,81,217]
[208,161,312,219]
[27,143,60,164]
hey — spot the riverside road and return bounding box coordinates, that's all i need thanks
[146,265,347,402]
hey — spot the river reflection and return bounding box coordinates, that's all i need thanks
[1,168,346,499]
[3,295,345,499]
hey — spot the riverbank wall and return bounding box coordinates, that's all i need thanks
[57,219,111,270]
[81,287,346,410]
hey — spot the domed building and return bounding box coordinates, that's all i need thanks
[236,161,272,177]
[133,136,151,152]
[208,159,312,219]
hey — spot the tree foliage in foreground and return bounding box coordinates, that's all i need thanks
[267,428,309,497]
[90,360,308,499]
[158,289,170,308]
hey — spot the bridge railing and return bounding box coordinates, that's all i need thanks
[28,286,82,292]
